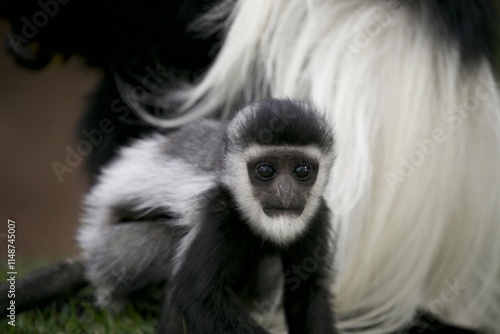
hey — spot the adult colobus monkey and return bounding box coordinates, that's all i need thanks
[123,0,499,332]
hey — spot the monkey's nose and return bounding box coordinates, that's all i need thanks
[278,181,292,196]
[277,181,294,207]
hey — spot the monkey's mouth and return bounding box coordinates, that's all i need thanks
[263,207,304,217]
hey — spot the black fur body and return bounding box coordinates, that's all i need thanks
[160,187,335,334]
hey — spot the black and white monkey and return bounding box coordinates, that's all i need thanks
[2,0,500,333]
[77,99,336,333]
[0,99,336,333]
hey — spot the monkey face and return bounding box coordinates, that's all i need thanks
[247,152,319,218]
[224,143,333,245]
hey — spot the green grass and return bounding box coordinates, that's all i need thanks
[2,293,157,334]
[0,261,465,333]
[0,261,158,334]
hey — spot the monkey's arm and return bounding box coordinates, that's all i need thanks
[158,191,269,334]
[281,205,336,334]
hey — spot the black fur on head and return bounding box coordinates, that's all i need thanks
[225,99,335,154]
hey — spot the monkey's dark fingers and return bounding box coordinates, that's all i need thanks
[0,256,87,316]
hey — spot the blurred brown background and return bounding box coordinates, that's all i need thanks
[0,19,102,263]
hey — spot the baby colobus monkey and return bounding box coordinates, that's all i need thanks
[158,99,337,333]
[0,99,336,333]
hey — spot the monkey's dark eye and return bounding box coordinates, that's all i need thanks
[255,164,275,180]
[294,164,312,179]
